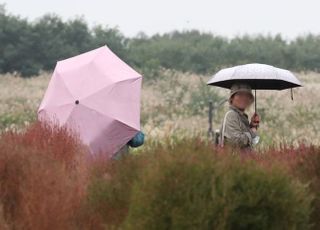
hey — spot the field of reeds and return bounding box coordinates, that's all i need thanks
[1,70,319,146]
[0,71,320,229]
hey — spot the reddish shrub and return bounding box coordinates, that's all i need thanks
[290,145,320,230]
[0,204,9,230]
[243,143,320,230]
[0,121,90,230]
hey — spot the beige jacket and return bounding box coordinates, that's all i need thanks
[219,105,257,150]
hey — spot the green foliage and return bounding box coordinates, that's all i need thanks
[85,139,314,230]
[0,110,35,129]
[0,8,126,77]
[1,7,320,77]
[123,141,312,230]
[32,15,92,71]
[86,155,144,228]
[292,145,320,230]
[221,163,311,230]
[0,10,40,76]
[188,76,223,115]
[91,25,127,60]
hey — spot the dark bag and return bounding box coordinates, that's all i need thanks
[128,131,145,148]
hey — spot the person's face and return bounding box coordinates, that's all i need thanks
[231,91,253,110]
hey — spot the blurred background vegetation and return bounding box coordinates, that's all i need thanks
[0,4,319,147]
[1,4,320,78]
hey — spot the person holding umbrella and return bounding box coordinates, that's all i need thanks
[207,63,302,152]
[219,83,260,151]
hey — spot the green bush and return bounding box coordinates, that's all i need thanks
[289,145,320,230]
[253,144,320,230]
[86,154,146,228]
[221,162,311,230]
[122,140,312,230]
[80,139,317,230]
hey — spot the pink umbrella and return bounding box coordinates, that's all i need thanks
[38,46,142,157]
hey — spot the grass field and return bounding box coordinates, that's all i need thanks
[0,70,319,147]
[1,71,320,229]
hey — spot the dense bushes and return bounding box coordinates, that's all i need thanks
[0,122,320,229]
[295,146,320,229]
[122,142,312,230]
[2,5,320,77]
[0,121,89,229]
[254,144,320,230]
[88,140,316,230]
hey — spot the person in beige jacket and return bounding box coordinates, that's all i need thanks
[219,83,260,151]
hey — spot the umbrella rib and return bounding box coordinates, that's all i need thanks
[39,72,76,110]
[272,67,280,89]
[63,104,138,134]
[229,67,237,81]
[80,76,141,101]
[39,103,75,120]
[80,103,139,131]
[56,71,76,100]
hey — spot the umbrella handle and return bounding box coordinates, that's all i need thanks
[253,90,260,128]
[254,89,257,114]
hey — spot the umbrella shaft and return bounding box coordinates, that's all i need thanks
[255,89,257,114]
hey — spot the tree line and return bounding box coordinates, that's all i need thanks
[1,5,320,78]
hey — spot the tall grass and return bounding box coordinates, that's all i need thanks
[1,71,320,146]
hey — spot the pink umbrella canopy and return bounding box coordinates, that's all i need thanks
[38,46,142,156]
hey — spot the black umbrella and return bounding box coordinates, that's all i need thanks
[207,63,302,113]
